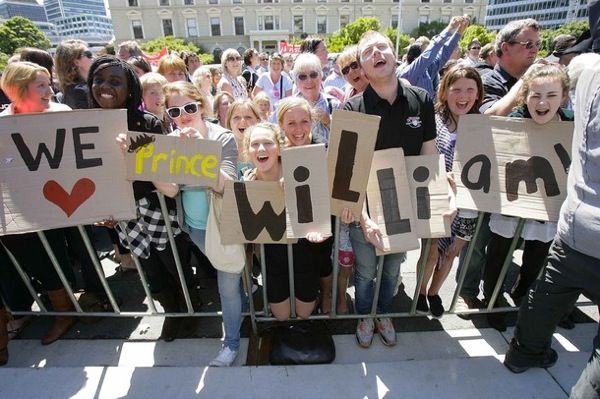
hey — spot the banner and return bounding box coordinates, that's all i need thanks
[125,132,222,187]
[279,41,301,54]
[0,109,136,235]
[454,115,572,222]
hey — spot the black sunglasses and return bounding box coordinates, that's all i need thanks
[166,102,200,118]
[509,40,542,50]
[341,61,359,75]
[82,50,93,59]
[227,56,242,61]
[297,71,320,81]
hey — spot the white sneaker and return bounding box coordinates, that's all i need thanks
[209,346,238,367]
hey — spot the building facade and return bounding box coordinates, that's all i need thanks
[485,0,589,30]
[43,0,114,43]
[108,0,486,54]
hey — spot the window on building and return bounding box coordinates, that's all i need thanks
[418,15,429,24]
[186,17,198,36]
[293,15,304,34]
[317,15,327,34]
[293,0,303,2]
[209,0,218,4]
[234,16,244,35]
[162,18,173,36]
[317,0,326,2]
[232,0,241,3]
[258,0,279,3]
[160,0,169,5]
[210,16,221,36]
[444,0,452,3]
[132,20,144,39]
[128,0,138,6]
[258,15,280,30]
[340,14,349,28]
[184,0,194,4]
[391,14,398,28]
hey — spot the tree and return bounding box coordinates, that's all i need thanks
[459,25,496,50]
[539,20,589,57]
[0,17,51,56]
[0,52,9,72]
[327,17,381,53]
[384,27,411,56]
[410,21,447,39]
[140,36,213,64]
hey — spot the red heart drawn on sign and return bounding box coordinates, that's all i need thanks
[43,178,96,217]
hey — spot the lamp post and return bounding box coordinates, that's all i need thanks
[394,0,402,56]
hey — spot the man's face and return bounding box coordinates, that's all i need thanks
[503,27,540,72]
[358,35,396,81]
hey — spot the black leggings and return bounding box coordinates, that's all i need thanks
[0,229,74,311]
[483,232,552,302]
[139,233,193,294]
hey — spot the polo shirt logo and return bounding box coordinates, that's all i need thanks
[406,116,422,128]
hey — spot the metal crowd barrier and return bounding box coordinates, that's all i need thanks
[1,194,591,336]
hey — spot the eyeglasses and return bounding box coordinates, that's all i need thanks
[82,50,93,59]
[341,61,359,75]
[297,71,320,81]
[470,46,481,50]
[227,56,242,61]
[166,102,201,118]
[509,40,542,50]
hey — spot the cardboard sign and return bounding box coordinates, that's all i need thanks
[405,155,451,238]
[0,109,136,235]
[327,109,380,218]
[125,132,222,187]
[221,180,291,244]
[367,148,419,255]
[282,144,331,238]
[454,115,572,222]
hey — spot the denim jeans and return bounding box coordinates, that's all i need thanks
[189,227,242,352]
[349,224,405,315]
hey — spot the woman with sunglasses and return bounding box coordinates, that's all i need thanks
[54,39,94,109]
[290,53,340,145]
[163,81,243,367]
[218,49,248,101]
[100,56,199,342]
[252,53,293,111]
[336,45,369,101]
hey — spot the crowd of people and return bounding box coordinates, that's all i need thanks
[0,6,599,394]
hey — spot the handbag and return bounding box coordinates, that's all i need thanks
[269,321,336,365]
[205,191,246,273]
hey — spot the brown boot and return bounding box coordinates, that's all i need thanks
[0,309,8,366]
[41,289,77,345]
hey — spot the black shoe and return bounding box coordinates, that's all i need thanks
[504,339,558,373]
[427,295,444,318]
[487,312,507,332]
[416,294,429,314]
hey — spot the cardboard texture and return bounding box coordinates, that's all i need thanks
[367,148,420,255]
[327,109,380,218]
[453,115,572,222]
[125,132,222,187]
[282,144,331,238]
[405,154,452,238]
[0,109,136,235]
[221,180,291,244]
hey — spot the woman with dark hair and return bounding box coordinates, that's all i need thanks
[127,56,152,77]
[54,39,94,109]
[299,36,329,70]
[414,64,483,318]
[90,56,199,342]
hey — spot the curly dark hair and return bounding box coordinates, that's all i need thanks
[87,55,142,112]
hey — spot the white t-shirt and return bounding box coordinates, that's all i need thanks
[256,73,293,110]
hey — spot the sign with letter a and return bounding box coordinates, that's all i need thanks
[0,109,136,235]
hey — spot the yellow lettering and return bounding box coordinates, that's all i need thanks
[201,155,218,179]
[169,149,177,174]
[135,143,155,174]
[176,155,192,175]
[189,154,204,176]
[151,152,168,172]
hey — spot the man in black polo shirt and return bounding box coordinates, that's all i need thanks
[454,18,542,328]
[344,30,437,349]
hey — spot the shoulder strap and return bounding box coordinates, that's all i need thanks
[326,97,333,114]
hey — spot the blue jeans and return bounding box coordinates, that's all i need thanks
[189,227,242,352]
[349,224,405,315]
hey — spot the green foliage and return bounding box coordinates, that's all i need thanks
[384,27,411,56]
[327,17,381,53]
[0,52,9,72]
[140,36,199,54]
[459,25,497,50]
[0,17,51,56]
[410,21,447,39]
